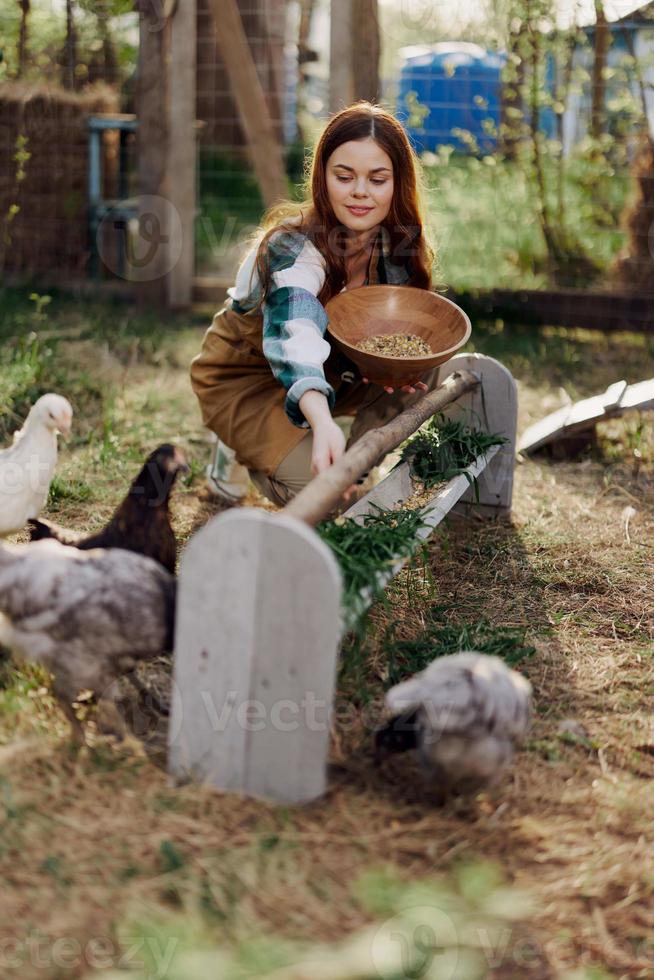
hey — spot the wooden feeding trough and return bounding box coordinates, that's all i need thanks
[169,353,517,803]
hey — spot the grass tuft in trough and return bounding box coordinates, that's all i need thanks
[317,506,431,626]
[399,413,507,494]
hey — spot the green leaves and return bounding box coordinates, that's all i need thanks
[317,507,431,626]
[399,413,507,491]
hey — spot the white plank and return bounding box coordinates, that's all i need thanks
[517,405,572,454]
[437,353,518,515]
[169,509,261,789]
[519,377,654,454]
[170,509,341,804]
[565,394,609,428]
[602,380,628,410]
[243,512,341,803]
[620,378,654,412]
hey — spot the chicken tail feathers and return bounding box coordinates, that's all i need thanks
[28,518,82,546]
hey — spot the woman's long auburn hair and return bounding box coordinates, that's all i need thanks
[250,102,434,310]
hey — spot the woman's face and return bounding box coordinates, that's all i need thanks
[325,138,394,234]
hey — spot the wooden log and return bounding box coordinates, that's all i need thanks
[283,370,479,527]
[454,287,654,332]
[169,508,341,804]
[207,0,287,208]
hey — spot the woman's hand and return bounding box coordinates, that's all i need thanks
[310,418,346,476]
[298,390,357,498]
[362,378,429,395]
[298,389,346,476]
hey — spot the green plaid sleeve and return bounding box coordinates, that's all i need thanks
[262,232,335,427]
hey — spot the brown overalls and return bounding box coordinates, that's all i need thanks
[190,238,436,494]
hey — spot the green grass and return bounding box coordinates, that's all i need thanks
[196,149,268,272]
[425,151,632,291]
[194,145,633,292]
[317,506,431,628]
[195,145,310,272]
[382,610,536,688]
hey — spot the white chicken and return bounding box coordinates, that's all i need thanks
[376,652,532,794]
[0,394,73,536]
[0,539,176,740]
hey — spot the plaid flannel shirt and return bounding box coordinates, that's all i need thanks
[227,227,410,427]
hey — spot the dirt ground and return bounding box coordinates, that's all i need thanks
[0,312,653,979]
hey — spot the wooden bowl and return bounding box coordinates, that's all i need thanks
[326,285,471,388]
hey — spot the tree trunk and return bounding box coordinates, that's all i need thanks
[96,6,119,86]
[590,0,609,141]
[527,10,557,260]
[63,0,77,90]
[330,0,354,113]
[297,0,317,141]
[16,0,30,77]
[619,25,650,137]
[351,0,380,103]
[555,25,577,224]
[136,0,169,308]
[298,0,316,73]
[500,6,527,160]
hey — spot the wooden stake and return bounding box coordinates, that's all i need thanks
[167,0,197,309]
[283,370,479,527]
[351,0,380,103]
[136,1,169,309]
[207,0,288,208]
[169,508,341,804]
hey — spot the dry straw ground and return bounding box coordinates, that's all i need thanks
[0,302,652,980]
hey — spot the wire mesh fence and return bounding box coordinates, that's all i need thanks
[0,0,652,315]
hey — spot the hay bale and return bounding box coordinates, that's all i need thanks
[612,138,654,295]
[0,83,119,280]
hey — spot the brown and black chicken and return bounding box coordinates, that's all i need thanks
[28,444,189,574]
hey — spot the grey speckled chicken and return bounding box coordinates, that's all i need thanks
[376,652,532,794]
[0,539,176,739]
